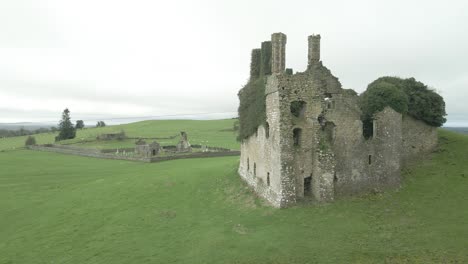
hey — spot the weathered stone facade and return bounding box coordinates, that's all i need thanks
[176,132,192,153]
[239,33,438,208]
[135,141,161,158]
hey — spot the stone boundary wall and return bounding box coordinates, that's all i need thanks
[28,145,152,162]
[101,148,135,153]
[126,135,178,140]
[27,145,239,163]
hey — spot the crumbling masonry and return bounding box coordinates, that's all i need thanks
[238,33,438,207]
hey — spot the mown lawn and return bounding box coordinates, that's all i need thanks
[0,128,467,263]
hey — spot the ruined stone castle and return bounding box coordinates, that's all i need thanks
[238,33,438,208]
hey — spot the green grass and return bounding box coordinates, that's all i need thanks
[0,119,239,151]
[0,127,467,263]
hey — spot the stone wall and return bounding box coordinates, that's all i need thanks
[28,145,239,164]
[29,145,152,162]
[370,107,402,190]
[239,87,283,207]
[401,115,438,164]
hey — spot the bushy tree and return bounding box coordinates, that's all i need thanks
[96,121,106,128]
[360,81,409,138]
[365,77,446,127]
[75,120,85,129]
[56,108,76,141]
[25,136,36,146]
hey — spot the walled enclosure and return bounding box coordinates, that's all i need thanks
[238,33,438,208]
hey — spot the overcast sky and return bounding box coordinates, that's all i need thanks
[1,0,467,125]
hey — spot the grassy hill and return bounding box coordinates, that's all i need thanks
[0,119,239,151]
[0,120,467,263]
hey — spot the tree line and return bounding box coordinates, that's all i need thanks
[2,109,107,141]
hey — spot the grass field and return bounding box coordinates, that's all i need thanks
[0,121,467,263]
[0,119,239,151]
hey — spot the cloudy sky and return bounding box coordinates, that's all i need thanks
[1,0,467,125]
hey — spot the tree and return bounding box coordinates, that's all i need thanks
[75,120,85,129]
[96,121,106,128]
[25,136,36,146]
[359,81,409,138]
[365,77,446,127]
[56,108,76,141]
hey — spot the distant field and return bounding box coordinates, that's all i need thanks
[444,127,468,134]
[0,119,239,151]
[0,124,467,263]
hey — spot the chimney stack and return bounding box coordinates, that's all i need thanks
[249,49,261,79]
[308,34,321,66]
[271,33,287,74]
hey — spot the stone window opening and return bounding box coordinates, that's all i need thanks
[304,175,312,196]
[265,122,270,139]
[333,172,338,183]
[293,128,302,146]
[363,120,374,139]
[368,155,372,165]
[152,149,156,156]
[326,100,335,109]
[290,101,307,118]
[267,172,270,186]
[253,163,256,177]
[247,158,250,171]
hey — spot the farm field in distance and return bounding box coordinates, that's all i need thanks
[0,119,239,151]
[0,120,467,263]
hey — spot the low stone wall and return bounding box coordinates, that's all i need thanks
[126,135,178,140]
[149,151,240,162]
[27,144,239,163]
[100,148,135,153]
[28,145,152,162]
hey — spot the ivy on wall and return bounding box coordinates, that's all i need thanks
[237,41,272,141]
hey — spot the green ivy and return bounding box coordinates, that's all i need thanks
[237,76,267,141]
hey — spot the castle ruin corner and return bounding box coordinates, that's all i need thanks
[237,33,438,208]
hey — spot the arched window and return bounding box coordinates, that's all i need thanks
[253,163,256,177]
[265,122,270,138]
[293,128,302,146]
[267,172,270,186]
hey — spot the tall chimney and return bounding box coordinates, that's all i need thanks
[308,34,321,65]
[260,41,272,76]
[271,33,287,74]
[250,49,261,79]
